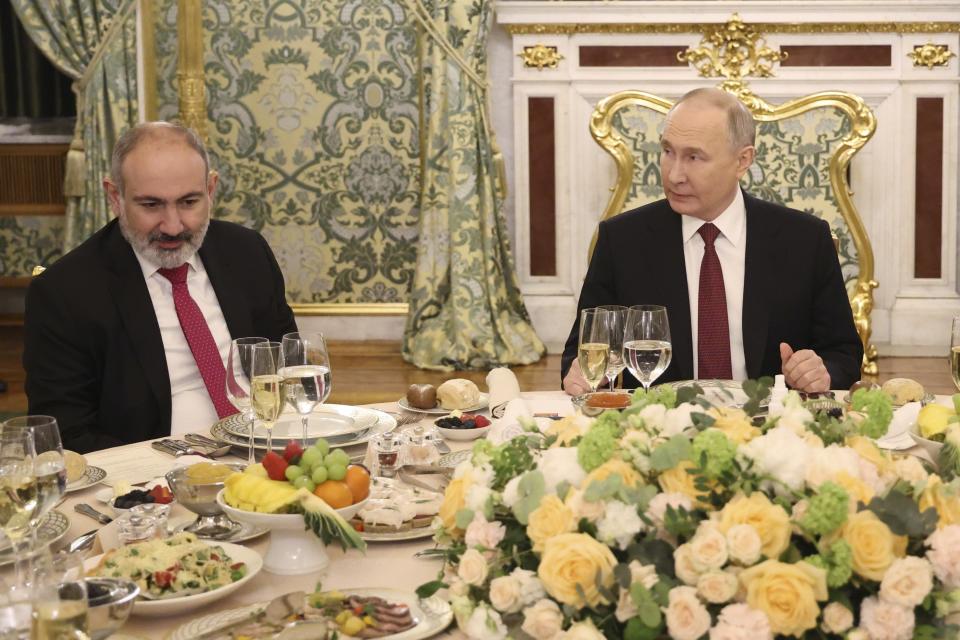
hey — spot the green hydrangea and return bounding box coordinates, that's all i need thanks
[577,418,621,472]
[807,540,854,588]
[800,482,849,536]
[631,384,677,410]
[850,388,894,439]
[691,429,736,479]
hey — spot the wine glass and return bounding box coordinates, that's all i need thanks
[0,428,38,607]
[250,342,283,455]
[578,308,612,394]
[951,316,960,391]
[623,305,673,391]
[226,337,268,464]
[3,416,64,524]
[31,550,88,640]
[598,305,628,391]
[279,332,332,446]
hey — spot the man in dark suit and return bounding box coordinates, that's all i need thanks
[24,122,297,453]
[562,88,862,394]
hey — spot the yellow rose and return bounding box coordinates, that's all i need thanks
[838,510,907,581]
[438,473,471,536]
[527,494,576,553]
[538,533,617,608]
[546,415,588,447]
[832,471,874,512]
[846,435,895,476]
[659,461,712,509]
[584,458,642,489]
[919,475,960,528]
[708,407,760,444]
[716,492,791,559]
[739,560,827,638]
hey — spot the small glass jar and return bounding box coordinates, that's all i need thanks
[131,503,171,538]
[372,434,401,478]
[401,426,440,466]
[116,514,158,546]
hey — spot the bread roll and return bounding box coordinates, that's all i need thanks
[437,379,481,410]
[880,378,925,405]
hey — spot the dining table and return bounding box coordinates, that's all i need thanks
[56,391,576,639]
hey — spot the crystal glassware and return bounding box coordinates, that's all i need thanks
[3,415,64,525]
[250,341,283,455]
[597,305,628,391]
[578,308,612,393]
[226,337,268,464]
[623,305,673,391]
[31,550,89,640]
[279,332,332,446]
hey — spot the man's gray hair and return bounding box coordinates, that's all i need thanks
[669,87,756,150]
[110,121,209,193]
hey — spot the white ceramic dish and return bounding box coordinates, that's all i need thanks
[397,392,489,415]
[436,424,491,441]
[224,404,380,441]
[66,466,107,492]
[167,587,453,640]
[361,526,436,543]
[211,409,397,452]
[217,490,367,575]
[84,541,262,618]
[0,511,69,565]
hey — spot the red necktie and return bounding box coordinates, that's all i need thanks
[697,223,733,379]
[158,264,236,419]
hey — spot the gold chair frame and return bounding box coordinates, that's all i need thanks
[589,87,879,376]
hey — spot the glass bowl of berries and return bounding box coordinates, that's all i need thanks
[433,411,492,441]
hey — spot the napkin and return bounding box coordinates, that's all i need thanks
[875,402,921,451]
[487,367,521,418]
[487,397,532,445]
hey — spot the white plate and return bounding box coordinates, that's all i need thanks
[167,587,452,640]
[437,424,491,441]
[211,409,397,452]
[397,392,489,415]
[361,526,436,543]
[66,466,107,493]
[84,541,262,618]
[224,404,380,441]
[438,450,471,468]
[0,511,69,565]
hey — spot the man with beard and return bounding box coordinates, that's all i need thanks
[23,122,297,452]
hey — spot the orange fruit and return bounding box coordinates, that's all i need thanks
[344,465,371,503]
[313,480,353,509]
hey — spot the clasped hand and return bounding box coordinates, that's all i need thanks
[780,342,831,393]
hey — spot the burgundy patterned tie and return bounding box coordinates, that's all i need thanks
[697,223,733,379]
[158,264,236,419]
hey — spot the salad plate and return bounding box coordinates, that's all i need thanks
[66,465,107,493]
[397,392,489,415]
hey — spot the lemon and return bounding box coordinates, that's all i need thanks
[63,450,88,483]
[918,403,955,440]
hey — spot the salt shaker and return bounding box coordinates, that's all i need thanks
[373,434,401,477]
[116,514,158,545]
[131,503,171,537]
[401,426,440,466]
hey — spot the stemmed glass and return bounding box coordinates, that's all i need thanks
[623,305,673,391]
[598,305,628,391]
[279,332,332,446]
[250,342,283,455]
[951,316,960,392]
[31,550,89,639]
[0,428,38,611]
[3,416,65,525]
[578,308,612,394]
[226,337,268,464]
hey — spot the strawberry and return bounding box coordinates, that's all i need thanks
[148,485,174,504]
[262,451,289,481]
[474,415,490,428]
[283,441,304,464]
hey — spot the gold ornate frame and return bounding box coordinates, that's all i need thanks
[589,15,879,375]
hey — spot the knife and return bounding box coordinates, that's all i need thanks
[74,503,113,524]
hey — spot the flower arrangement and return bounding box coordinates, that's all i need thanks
[419,381,960,639]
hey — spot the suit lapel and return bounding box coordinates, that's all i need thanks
[742,194,777,378]
[199,222,253,340]
[646,208,694,380]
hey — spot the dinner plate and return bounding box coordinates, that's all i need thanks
[438,450,471,468]
[211,409,397,452]
[361,525,436,543]
[0,511,69,565]
[84,541,262,618]
[167,587,453,640]
[223,404,380,442]
[397,392,489,415]
[66,465,107,493]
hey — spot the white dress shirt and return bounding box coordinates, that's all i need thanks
[681,189,748,380]
[132,250,234,435]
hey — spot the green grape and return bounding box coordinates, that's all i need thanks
[300,448,322,469]
[284,465,305,482]
[292,475,316,492]
[323,452,340,467]
[311,466,329,484]
[313,439,330,457]
[331,448,350,465]
[327,463,347,481]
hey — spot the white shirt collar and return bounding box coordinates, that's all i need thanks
[680,188,746,247]
[131,246,202,281]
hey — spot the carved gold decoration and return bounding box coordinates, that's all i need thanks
[678,13,786,84]
[140,0,158,120]
[505,22,960,36]
[908,43,956,69]
[291,303,409,316]
[519,44,564,70]
[176,0,207,140]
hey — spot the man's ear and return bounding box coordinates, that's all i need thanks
[206,170,219,200]
[103,178,123,218]
[735,145,756,178]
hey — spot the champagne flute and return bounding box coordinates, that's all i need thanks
[578,308,612,394]
[598,305,628,391]
[3,416,64,524]
[250,342,283,455]
[31,550,89,640]
[226,337,268,464]
[951,316,960,392]
[279,332,332,446]
[623,305,673,391]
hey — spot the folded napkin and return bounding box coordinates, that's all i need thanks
[487,367,521,419]
[875,401,923,451]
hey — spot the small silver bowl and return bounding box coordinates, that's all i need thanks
[86,577,138,640]
[571,391,632,417]
[165,463,245,539]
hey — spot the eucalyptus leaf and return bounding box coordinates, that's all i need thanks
[650,436,694,471]
[455,508,475,530]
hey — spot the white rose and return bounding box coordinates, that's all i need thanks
[709,603,772,640]
[597,500,644,550]
[447,577,469,597]
[465,484,493,513]
[740,427,811,493]
[665,586,712,640]
[646,492,693,532]
[926,525,960,588]
[565,488,606,523]
[859,596,915,640]
[696,570,738,604]
[689,526,729,571]
[450,594,474,629]
[464,514,506,550]
[725,524,762,566]
[663,404,698,437]
[457,548,489,586]
[462,603,507,640]
[501,475,522,508]
[488,575,523,613]
[561,620,605,640]
[521,599,564,640]
[894,456,929,484]
[880,556,934,607]
[538,447,586,494]
[773,391,814,435]
[821,602,854,635]
[639,404,668,431]
[846,630,870,640]
[804,444,862,489]
[512,567,546,606]
[674,544,702,585]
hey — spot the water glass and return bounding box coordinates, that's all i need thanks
[31,551,88,640]
[280,332,332,445]
[623,305,673,391]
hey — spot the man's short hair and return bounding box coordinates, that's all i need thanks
[669,88,756,150]
[110,122,209,193]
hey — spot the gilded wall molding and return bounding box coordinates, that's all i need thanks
[519,44,565,69]
[505,22,960,35]
[291,303,409,316]
[908,43,956,69]
[140,0,158,120]
[176,0,207,140]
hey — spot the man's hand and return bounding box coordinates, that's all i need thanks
[780,342,831,392]
[563,359,604,396]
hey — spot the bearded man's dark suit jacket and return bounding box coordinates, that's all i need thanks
[24,218,298,453]
[561,192,863,390]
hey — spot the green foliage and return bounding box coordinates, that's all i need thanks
[455,508,475,530]
[630,384,678,410]
[663,505,698,541]
[623,617,663,640]
[850,388,894,439]
[630,583,662,628]
[691,430,737,479]
[649,436,694,472]
[741,377,773,416]
[865,490,938,538]
[415,580,446,598]
[578,418,621,472]
[938,424,960,481]
[801,482,849,536]
[512,471,546,525]
[810,540,854,588]
[489,437,538,489]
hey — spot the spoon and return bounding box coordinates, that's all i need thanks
[65,529,98,555]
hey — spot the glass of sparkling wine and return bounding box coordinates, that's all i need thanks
[598,305,628,391]
[226,337,268,464]
[578,308,612,393]
[0,428,38,620]
[280,332,332,446]
[623,305,673,391]
[31,550,89,640]
[3,416,65,525]
[952,316,960,392]
[250,341,283,455]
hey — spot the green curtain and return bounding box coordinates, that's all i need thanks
[400,0,545,370]
[9,0,139,252]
